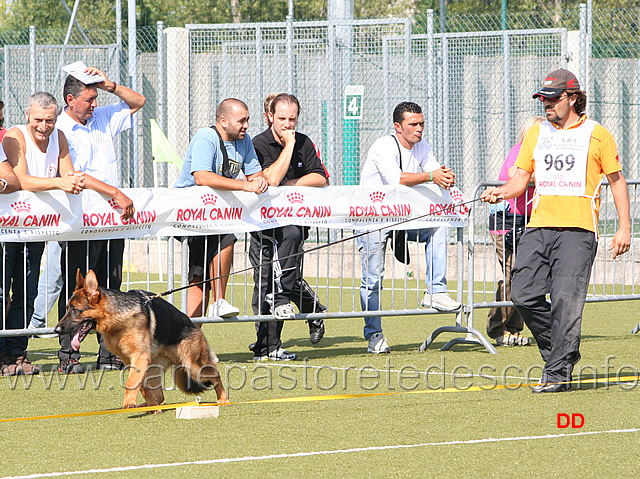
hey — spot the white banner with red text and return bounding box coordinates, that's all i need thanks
[0,185,470,242]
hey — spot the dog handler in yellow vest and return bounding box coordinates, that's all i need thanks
[481,68,630,393]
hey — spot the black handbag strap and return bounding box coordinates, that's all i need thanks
[389,134,410,264]
[210,125,232,178]
[391,134,403,171]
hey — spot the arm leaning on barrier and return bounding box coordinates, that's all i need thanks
[0,159,19,194]
[4,129,85,194]
[193,169,268,194]
[400,165,455,189]
[284,172,327,187]
[82,174,135,221]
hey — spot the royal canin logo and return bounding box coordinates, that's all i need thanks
[0,200,60,228]
[175,193,241,223]
[201,193,217,206]
[370,191,385,203]
[11,201,31,213]
[430,187,469,217]
[348,190,411,218]
[287,192,304,204]
[108,198,120,210]
[450,188,464,204]
[260,191,331,220]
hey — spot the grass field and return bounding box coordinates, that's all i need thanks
[2,279,640,478]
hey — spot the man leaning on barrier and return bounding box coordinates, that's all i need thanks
[174,98,268,321]
[0,92,87,375]
[54,66,143,374]
[253,92,330,347]
[358,101,460,354]
[250,93,329,361]
[0,135,27,374]
[481,68,631,393]
[0,100,6,141]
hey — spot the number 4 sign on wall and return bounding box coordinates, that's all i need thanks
[344,85,364,120]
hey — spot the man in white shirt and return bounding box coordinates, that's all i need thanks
[358,101,460,354]
[53,67,143,374]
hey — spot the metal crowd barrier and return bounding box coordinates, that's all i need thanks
[0,226,470,346]
[4,180,638,354]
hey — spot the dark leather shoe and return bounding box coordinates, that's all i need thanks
[532,382,571,394]
[308,319,325,344]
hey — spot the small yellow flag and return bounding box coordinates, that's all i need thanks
[150,119,183,169]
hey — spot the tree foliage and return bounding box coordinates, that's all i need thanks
[2,0,117,30]
[1,0,640,31]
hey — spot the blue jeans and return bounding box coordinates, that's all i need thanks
[0,242,45,355]
[31,241,63,328]
[357,227,448,340]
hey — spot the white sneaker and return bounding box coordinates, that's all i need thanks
[253,347,297,361]
[27,322,57,339]
[367,332,390,354]
[422,292,461,312]
[274,303,296,320]
[208,299,240,318]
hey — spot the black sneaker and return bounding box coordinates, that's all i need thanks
[532,382,571,394]
[308,319,325,344]
[58,358,85,374]
[97,357,125,371]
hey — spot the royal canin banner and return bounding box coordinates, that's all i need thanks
[0,184,469,242]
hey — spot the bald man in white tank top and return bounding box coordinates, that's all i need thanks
[2,92,133,375]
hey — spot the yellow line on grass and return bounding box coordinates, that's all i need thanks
[0,401,201,422]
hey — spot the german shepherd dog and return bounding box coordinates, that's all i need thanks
[54,269,229,411]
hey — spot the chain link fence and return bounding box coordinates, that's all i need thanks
[1,4,640,191]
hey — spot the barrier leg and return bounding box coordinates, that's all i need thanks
[418,309,498,354]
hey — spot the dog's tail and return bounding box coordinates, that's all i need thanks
[174,351,222,395]
[174,368,212,394]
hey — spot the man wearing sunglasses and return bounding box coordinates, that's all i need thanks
[481,68,630,393]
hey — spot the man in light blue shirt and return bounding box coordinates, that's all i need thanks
[175,98,267,321]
